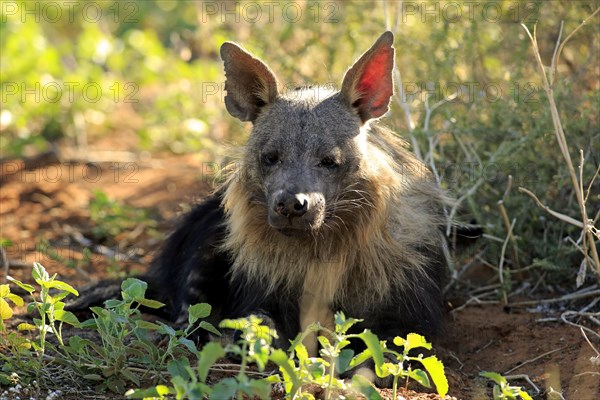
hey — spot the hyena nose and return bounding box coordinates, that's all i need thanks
[274,192,309,217]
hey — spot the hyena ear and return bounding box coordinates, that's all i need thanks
[220,42,279,122]
[340,31,394,123]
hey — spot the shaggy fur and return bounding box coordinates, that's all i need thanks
[148,32,450,356]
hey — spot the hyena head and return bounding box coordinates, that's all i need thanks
[220,32,394,237]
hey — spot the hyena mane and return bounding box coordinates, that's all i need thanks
[221,121,448,320]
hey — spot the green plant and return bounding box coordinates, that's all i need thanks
[277,313,448,400]
[89,189,158,243]
[2,263,80,386]
[127,315,275,400]
[8,263,80,356]
[1,265,219,394]
[480,371,533,400]
[68,278,219,393]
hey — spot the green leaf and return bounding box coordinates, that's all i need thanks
[197,342,225,382]
[178,337,198,353]
[421,356,448,396]
[167,358,193,382]
[334,311,363,334]
[403,333,431,352]
[121,278,147,299]
[337,348,354,373]
[83,374,104,381]
[79,319,98,329]
[53,310,80,327]
[295,342,309,363]
[350,374,383,400]
[125,385,171,399]
[270,348,301,393]
[348,348,373,369]
[135,320,161,330]
[357,330,385,377]
[246,378,272,398]
[0,284,9,297]
[45,280,79,296]
[0,298,13,320]
[136,298,165,309]
[199,320,220,336]
[407,368,431,388]
[103,299,124,309]
[6,293,23,307]
[209,377,238,400]
[17,322,36,331]
[189,303,211,322]
[32,263,50,282]
[480,371,506,385]
[121,367,141,386]
[6,277,35,294]
[519,390,534,400]
[317,335,332,350]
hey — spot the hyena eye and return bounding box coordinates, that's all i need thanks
[319,156,338,168]
[262,152,280,166]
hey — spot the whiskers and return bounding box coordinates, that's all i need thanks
[322,184,376,234]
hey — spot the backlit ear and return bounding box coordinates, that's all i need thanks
[340,31,394,123]
[220,42,279,122]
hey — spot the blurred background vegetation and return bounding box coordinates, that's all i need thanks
[1,1,598,291]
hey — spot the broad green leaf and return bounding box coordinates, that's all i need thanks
[32,263,50,282]
[0,298,13,320]
[178,337,198,353]
[122,278,147,299]
[295,342,309,362]
[480,371,506,385]
[317,335,331,349]
[404,333,431,352]
[167,358,193,382]
[407,368,431,388]
[17,323,36,331]
[6,277,35,293]
[270,348,301,392]
[350,374,383,400]
[357,330,385,377]
[79,319,98,329]
[199,320,220,336]
[6,293,24,307]
[381,362,402,376]
[189,303,211,321]
[421,356,448,396]
[135,320,161,330]
[210,378,238,400]
[336,348,354,373]
[246,378,272,398]
[121,368,141,386]
[45,280,79,296]
[197,342,225,382]
[334,311,363,334]
[135,298,165,309]
[53,310,80,327]
[519,390,534,400]
[0,284,9,297]
[125,385,171,399]
[348,348,373,369]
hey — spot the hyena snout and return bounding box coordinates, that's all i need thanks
[268,190,325,231]
[273,191,309,217]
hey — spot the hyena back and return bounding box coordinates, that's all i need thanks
[151,31,449,357]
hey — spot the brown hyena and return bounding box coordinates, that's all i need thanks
[151,31,449,365]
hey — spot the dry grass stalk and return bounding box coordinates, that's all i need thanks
[520,8,600,282]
